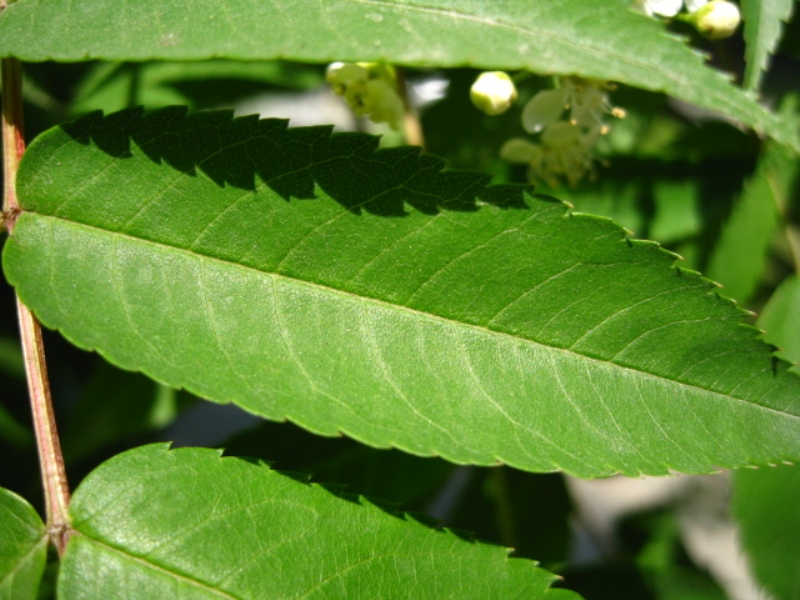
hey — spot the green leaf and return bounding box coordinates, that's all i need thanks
[59,444,576,599]
[705,142,797,304]
[223,420,456,507]
[0,0,796,151]
[227,421,572,566]
[446,469,572,566]
[741,0,795,91]
[4,108,800,478]
[733,464,800,599]
[71,60,324,117]
[758,274,800,368]
[0,488,48,600]
[630,510,726,600]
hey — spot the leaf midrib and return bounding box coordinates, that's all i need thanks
[25,211,796,421]
[0,535,47,591]
[68,532,237,599]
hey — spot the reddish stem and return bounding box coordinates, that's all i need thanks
[2,58,23,221]
[2,57,71,555]
[17,298,71,554]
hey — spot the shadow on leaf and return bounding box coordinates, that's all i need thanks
[61,106,531,217]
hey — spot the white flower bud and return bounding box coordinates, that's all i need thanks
[693,0,741,39]
[470,71,518,116]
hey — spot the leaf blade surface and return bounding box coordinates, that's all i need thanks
[0,488,48,600]
[4,108,800,477]
[0,0,796,150]
[60,444,576,599]
[741,0,795,91]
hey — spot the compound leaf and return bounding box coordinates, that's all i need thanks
[59,444,576,599]
[4,108,800,478]
[0,0,796,150]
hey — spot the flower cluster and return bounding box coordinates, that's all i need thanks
[500,77,624,187]
[326,62,405,130]
[633,0,741,40]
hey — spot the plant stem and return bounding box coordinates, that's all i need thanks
[2,58,22,219]
[17,298,71,554]
[2,56,72,556]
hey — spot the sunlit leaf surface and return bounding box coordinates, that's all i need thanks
[0,0,796,150]
[4,108,800,477]
[60,444,576,599]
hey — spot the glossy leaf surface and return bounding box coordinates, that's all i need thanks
[60,444,576,599]
[0,0,796,150]
[4,108,800,478]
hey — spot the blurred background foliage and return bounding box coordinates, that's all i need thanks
[2,7,800,598]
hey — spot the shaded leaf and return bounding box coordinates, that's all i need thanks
[647,180,702,245]
[60,444,577,599]
[627,510,727,600]
[0,488,47,600]
[706,142,797,305]
[4,108,800,478]
[0,0,796,150]
[733,463,800,599]
[71,60,324,117]
[445,468,572,565]
[758,274,800,367]
[223,420,456,507]
[555,564,654,600]
[741,0,795,91]
[62,360,181,462]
